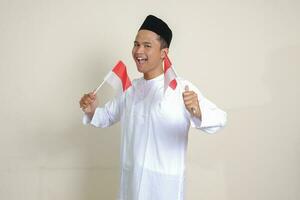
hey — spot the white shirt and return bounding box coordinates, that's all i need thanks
[83,74,227,200]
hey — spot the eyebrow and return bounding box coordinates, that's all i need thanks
[134,41,152,45]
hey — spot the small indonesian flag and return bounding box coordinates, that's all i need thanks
[164,55,177,92]
[94,61,132,95]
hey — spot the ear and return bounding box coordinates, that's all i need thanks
[160,48,169,59]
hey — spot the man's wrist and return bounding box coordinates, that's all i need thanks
[84,107,96,120]
[86,112,94,120]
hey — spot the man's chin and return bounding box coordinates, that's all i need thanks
[137,68,144,73]
[136,65,145,73]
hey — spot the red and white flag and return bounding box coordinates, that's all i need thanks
[94,61,132,94]
[164,55,177,92]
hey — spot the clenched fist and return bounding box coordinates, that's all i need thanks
[79,92,98,118]
[182,85,202,119]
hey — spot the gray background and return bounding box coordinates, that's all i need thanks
[0,0,299,199]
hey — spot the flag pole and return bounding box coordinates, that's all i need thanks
[93,80,105,95]
[93,71,112,95]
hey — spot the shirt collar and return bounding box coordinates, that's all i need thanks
[142,73,164,83]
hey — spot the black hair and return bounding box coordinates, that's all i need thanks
[158,35,168,49]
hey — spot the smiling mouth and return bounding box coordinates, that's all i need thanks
[136,57,148,65]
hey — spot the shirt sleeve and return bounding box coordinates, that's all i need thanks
[82,94,124,128]
[182,80,227,134]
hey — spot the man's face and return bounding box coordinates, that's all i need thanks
[132,30,167,79]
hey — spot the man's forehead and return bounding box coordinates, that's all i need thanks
[134,30,159,43]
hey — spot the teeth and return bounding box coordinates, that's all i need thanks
[136,57,147,64]
[136,57,147,65]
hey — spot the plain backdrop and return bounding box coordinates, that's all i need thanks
[0,0,299,199]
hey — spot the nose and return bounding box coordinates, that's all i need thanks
[134,45,144,54]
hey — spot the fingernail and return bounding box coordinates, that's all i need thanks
[185,85,189,91]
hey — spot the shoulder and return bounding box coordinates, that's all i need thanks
[122,77,143,97]
[176,77,202,93]
[177,77,192,86]
[131,77,143,86]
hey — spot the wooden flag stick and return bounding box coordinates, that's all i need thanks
[93,71,111,95]
[93,79,105,95]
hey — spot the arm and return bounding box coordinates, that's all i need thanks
[182,81,227,134]
[80,92,123,128]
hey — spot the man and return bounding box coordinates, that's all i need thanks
[79,15,227,200]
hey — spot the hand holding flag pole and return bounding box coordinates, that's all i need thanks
[80,61,131,115]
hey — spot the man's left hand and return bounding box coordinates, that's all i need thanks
[182,85,202,119]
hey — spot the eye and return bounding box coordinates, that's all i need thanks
[134,43,139,47]
[145,44,151,48]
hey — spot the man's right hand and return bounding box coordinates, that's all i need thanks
[79,92,98,118]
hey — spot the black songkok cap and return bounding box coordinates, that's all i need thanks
[139,15,172,47]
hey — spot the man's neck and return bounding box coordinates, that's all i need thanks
[144,71,163,80]
[143,63,164,80]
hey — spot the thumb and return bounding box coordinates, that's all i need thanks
[185,85,189,91]
[89,92,96,99]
